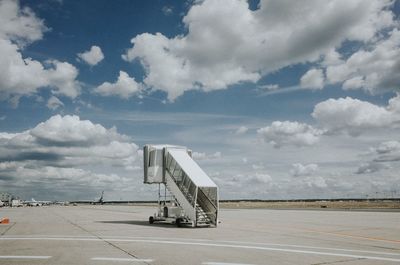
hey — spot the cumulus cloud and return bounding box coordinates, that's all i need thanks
[257,121,323,148]
[77,45,104,66]
[95,71,142,99]
[375,141,400,154]
[0,0,48,47]
[29,115,130,147]
[304,176,328,189]
[192,151,221,160]
[162,6,173,16]
[252,164,264,170]
[370,140,400,163]
[0,0,80,105]
[312,95,400,136]
[356,162,387,174]
[259,84,279,91]
[0,115,138,168]
[122,0,395,100]
[0,115,140,199]
[46,96,64,110]
[290,163,318,177]
[326,29,400,94]
[215,172,272,190]
[300,68,324,89]
[235,126,248,135]
[0,40,81,103]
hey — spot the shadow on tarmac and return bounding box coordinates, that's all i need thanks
[97,220,192,228]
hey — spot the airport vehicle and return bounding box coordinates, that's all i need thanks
[11,199,22,207]
[143,144,219,227]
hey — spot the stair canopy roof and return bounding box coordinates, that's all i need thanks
[167,148,217,188]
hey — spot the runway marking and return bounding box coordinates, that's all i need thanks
[0,255,51,259]
[201,261,254,265]
[300,228,400,244]
[1,236,400,262]
[92,257,153,262]
[123,237,400,257]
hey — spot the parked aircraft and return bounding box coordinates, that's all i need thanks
[24,198,51,206]
[91,191,104,205]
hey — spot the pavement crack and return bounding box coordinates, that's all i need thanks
[50,209,152,265]
[0,222,15,236]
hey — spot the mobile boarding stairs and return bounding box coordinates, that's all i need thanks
[144,145,219,227]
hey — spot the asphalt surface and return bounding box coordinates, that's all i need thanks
[0,205,399,264]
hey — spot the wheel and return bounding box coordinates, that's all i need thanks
[149,216,154,224]
[176,218,182,227]
[163,206,168,217]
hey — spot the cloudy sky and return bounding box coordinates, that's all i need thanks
[0,0,400,201]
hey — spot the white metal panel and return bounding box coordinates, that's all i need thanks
[167,148,217,188]
[165,172,196,222]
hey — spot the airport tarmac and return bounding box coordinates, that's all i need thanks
[0,205,399,265]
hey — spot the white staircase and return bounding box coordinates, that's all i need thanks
[165,148,218,227]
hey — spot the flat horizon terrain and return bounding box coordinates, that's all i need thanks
[0,205,399,264]
[219,200,400,210]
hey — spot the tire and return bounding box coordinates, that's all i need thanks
[163,206,168,217]
[176,218,182,227]
[149,216,154,224]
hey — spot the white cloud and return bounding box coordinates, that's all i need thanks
[95,71,142,99]
[0,114,143,198]
[376,141,400,154]
[192,151,221,160]
[356,162,387,174]
[77,45,104,66]
[290,163,318,177]
[248,173,272,184]
[0,115,140,198]
[46,96,64,110]
[322,49,342,66]
[215,172,272,190]
[305,176,328,189]
[162,6,173,16]
[0,1,80,105]
[312,95,400,136]
[45,60,81,98]
[0,0,47,47]
[122,0,395,100]
[259,84,279,91]
[235,126,248,135]
[257,121,323,148]
[30,115,130,147]
[252,164,264,170]
[300,68,324,89]
[0,39,81,103]
[326,29,400,94]
[370,140,400,163]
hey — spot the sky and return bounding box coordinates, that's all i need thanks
[0,0,400,201]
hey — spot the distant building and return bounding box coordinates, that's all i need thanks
[0,192,12,204]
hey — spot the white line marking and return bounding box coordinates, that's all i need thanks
[99,236,400,257]
[3,235,399,257]
[1,237,400,262]
[202,261,254,265]
[105,239,400,263]
[92,257,153,262]
[0,255,51,259]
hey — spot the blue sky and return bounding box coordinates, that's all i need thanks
[0,0,400,201]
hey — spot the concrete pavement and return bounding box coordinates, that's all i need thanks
[0,205,399,264]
